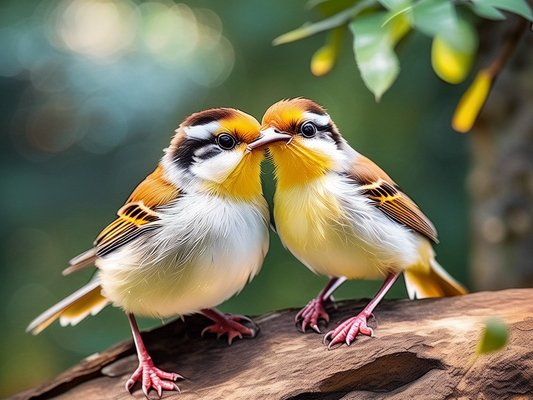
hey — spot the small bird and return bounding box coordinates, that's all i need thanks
[27,108,270,397]
[248,98,467,348]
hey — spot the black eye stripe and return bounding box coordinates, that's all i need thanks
[194,144,222,160]
[172,138,212,168]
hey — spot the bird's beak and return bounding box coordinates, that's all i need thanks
[247,127,293,151]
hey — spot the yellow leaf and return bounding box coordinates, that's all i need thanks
[311,45,335,76]
[432,35,474,84]
[452,69,493,133]
[310,26,344,77]
[389,12,410,44]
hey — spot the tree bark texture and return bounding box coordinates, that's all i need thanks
[470,12,533,290]
[8,289,533,400]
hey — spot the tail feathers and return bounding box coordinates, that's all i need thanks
[404,258,468,300]
[62,248,98,276]
[26,276,109,335]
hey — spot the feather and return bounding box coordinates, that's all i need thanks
[63,248,98,275]
[94,165,179,256]
[348,154,439,243]
[404,257,468,299]
[26,275,108,335]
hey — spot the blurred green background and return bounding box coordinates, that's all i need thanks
[0,0,471,396]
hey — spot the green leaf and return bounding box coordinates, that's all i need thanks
[472,0,533,22]
[350,12,410,100]
[273,0,377,45]
[469,3,506,20]
[410,0,458,38]
[476,318,509,355]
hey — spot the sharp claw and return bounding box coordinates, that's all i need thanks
[323,331,332,345]
[157,385,163,398]
[126,379,135,392]
[236,314,253,323]
[142,385,150,399]
[311,324,321,333]
[173,383,181,393]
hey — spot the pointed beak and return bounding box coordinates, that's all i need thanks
[247,127,293,151]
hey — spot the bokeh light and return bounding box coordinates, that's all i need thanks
[4,0,235,162]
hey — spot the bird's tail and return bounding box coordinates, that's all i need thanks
[26,275,109,335]
[404,249,467,299]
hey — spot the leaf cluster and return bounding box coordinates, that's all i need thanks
[274,0,533,131]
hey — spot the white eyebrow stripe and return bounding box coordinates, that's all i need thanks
[184,121,221,140]
[303,111,331,127]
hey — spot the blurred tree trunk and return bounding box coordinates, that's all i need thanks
[469,14,533,290]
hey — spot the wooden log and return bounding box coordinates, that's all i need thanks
[9,289,533,400]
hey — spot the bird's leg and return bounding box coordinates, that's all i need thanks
[125,313,182,398]
[324,272,400,349]
[200,308,257,344]
[295,276,347,333]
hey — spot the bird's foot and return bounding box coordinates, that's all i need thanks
[295,297,330,333]
[125,357,182,399]
[201,313,257,344]
[323,312,374,349]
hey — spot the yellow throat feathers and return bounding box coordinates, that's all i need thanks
[270,138,333,191]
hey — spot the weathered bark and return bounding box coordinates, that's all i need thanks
[8,289,533,400]
[470,13,533,290]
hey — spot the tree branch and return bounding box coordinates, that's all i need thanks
[9,289,533,400]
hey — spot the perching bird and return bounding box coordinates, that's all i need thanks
[27,108,269,397]
[248,98,467,348]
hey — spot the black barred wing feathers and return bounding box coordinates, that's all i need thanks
[348,155,439,244]
[95,202,160,256]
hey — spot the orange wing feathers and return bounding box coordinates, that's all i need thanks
[95,165,180,256]
[125,165,180,208]
[349,155,439,243]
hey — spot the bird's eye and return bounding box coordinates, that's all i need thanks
[300,122,317,138]
[217,133,237,150]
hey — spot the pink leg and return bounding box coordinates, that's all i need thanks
[200,308,257,345]
[125,313,182,398]
[324,272,400,349]
[296,276,347,333]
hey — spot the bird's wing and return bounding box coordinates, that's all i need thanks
[95,165,180,256]
[63,165,180,275]
[347,154,439,243]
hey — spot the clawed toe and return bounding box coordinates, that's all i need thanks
[201,312,257,344]
[323,314,374,349]
[295,298,330,333]
[126,361,182,398]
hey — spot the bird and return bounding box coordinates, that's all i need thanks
[27,107,270,397]
[247,97,467,348]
